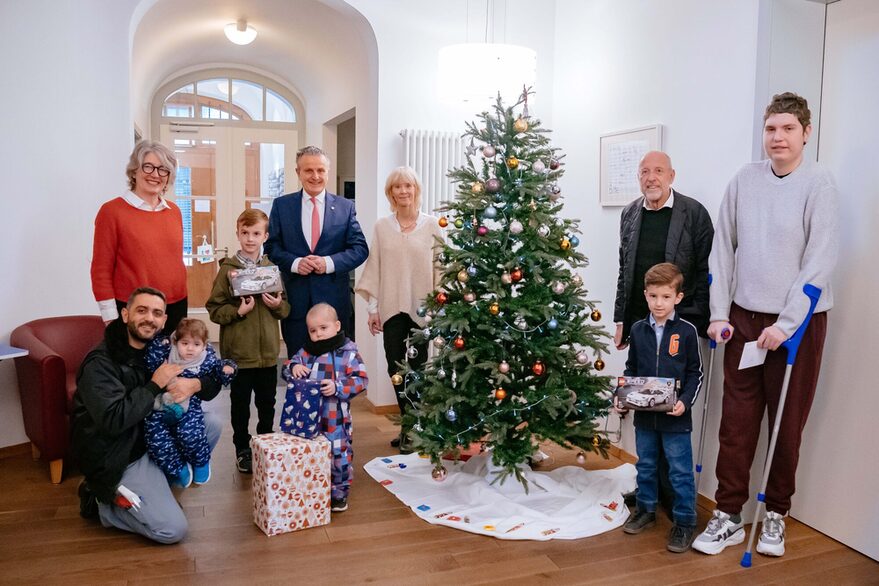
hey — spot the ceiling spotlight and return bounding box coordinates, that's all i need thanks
[224,19,257,45]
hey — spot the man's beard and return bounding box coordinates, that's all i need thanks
[127,320,159,343]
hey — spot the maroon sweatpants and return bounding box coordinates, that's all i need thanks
[714,303,828,515]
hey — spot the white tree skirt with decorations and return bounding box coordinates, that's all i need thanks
[364,452,637,540]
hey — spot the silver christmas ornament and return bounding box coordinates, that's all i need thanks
[483,205,498,219]
[482,145,496,158]
[552,281,565,294]
[436,367,447,379]
[432,466,448,481]
[445,408,457,422]
[407,346,419,359]
[433,336,446,349]
[532,160,546,174]
[576,351,590,365]
[509,220,524,235]
[537,225,550,238]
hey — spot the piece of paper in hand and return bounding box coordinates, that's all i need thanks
[738,341,768,370]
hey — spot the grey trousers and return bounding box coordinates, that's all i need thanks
[97,407,222,544]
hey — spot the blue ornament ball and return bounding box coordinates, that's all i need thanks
[446,408,457,422]
[416,305,427,317]
[467,266,478,277]
[570,236,580,247]
[484,205,498,219]
[548,318,559,330]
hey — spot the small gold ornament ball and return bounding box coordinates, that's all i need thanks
[471,181,484,194]
[590,309,602,322]
[594,358,606,371]
[506,156,519,169]
[494,388,507,400]
[560,237,571,251]
[390,373,403,386]
[457,269,469,283]
[513,117,529,133]
[489,302,500,315]
[432,466,448,482]
[576,452,587,465]
[592,436,601,447]
[438,216,449,228]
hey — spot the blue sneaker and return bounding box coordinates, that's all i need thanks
[193,462,211,485]
[173,463,193,488]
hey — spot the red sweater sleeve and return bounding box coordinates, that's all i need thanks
[91,199,121,302]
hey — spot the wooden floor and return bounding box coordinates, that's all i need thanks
[1,392,876,585]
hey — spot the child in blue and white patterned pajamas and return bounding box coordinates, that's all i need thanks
[283,303,368,512]
[144,318,236,488]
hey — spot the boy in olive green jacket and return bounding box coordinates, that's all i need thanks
[206,209,290,473]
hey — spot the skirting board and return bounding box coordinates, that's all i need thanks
[364,396,400,415]
[0,442,30,460]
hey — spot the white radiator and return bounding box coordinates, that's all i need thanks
[400,129,465,214]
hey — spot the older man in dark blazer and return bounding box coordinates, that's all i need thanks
[266,146,368,356]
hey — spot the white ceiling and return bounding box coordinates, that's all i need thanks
[130,0,376,127]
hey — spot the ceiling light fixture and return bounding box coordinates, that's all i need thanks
[224,19,257,46]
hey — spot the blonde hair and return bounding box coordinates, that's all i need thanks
[384,166,422,212]
[126,140,177,192]
[307,302,338,322]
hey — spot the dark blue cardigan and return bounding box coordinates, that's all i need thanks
[624,312,703,433]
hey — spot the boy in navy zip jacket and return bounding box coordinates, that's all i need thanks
[617,263,703,553]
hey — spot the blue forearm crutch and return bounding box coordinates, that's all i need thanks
[741,283,822,568]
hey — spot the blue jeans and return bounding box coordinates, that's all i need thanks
[635,428,697,527]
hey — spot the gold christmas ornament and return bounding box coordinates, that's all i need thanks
[489,302,500,315]
[592,436,601,447]
[494,388,507,400]
[590,309,602,322]
[438,216,449,228]
[390,373,404,386]
[560,237,571,251]
[506,156,519,169]
[457,269,469,283]
[513,117,529,133]
[594,358,605,371]
[471,181,485,194]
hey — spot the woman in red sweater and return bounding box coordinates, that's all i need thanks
[91,140,188,334]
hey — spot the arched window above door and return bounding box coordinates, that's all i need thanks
[162,76,297,123]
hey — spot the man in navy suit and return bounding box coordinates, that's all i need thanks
[266,146,368,356]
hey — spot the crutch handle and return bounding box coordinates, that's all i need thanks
[782,284,822,365]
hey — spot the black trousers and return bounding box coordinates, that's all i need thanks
[382,313,427,418]
[116,297,187,336]
[230,366,278,452]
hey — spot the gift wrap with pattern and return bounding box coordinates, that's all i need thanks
[251,432,331,536]
[280,379,322,439]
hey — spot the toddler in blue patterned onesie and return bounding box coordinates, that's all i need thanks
[284,303,368,513]
[144,318,236,488]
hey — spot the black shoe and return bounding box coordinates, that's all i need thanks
[667,524,697,553]
[390,437,401,448]
[331,497,348,512]
[622,489,637,508]
[78,480,98,519]
[623,509,656,534]
[236,449,253,474]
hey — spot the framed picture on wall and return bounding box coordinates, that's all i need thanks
[599,124,663,207]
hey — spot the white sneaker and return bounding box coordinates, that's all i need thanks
[756,511,786,557]
[692,510,745,555]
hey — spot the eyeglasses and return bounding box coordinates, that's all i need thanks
[141,162,171,177]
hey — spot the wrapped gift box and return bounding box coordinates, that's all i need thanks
[280,379,323,439]
[251,433,331,536]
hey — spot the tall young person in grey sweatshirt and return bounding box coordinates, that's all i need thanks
[692,93,839,558]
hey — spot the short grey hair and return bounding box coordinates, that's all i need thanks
[126,140,177,192]
[296,145,330,166]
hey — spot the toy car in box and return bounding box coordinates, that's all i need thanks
[615,376,679,412]
[228,265,283,297]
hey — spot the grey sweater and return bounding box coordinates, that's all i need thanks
[708,159,839,337]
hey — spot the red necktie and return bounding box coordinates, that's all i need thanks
[310,196,321,252]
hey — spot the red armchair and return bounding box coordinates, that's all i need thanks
[11,316,105,483]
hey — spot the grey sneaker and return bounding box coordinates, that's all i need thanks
[692,510,745,555]
[236,449,253,474]
[756,511,786,557]
[667,524,696,553]
[331,497,348,512]
[623,509,656,534]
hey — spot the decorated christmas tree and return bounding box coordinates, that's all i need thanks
[397,89,614,486]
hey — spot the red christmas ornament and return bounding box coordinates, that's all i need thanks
[494,388,507,400]
[531,360,545,376]
[453,336,465,350]
[511,267,523,282]
[435,292,448,305]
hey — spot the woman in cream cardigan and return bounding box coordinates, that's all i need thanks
[355,167,442,453]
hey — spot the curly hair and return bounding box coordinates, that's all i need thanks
[764,92,811,130]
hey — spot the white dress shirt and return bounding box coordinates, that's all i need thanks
[290,190,335,274]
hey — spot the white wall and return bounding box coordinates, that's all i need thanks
[551,0,763,502]
[0,0,139,448]
[792,0,879,562]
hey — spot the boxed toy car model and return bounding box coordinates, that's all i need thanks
[615,376,678,412]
